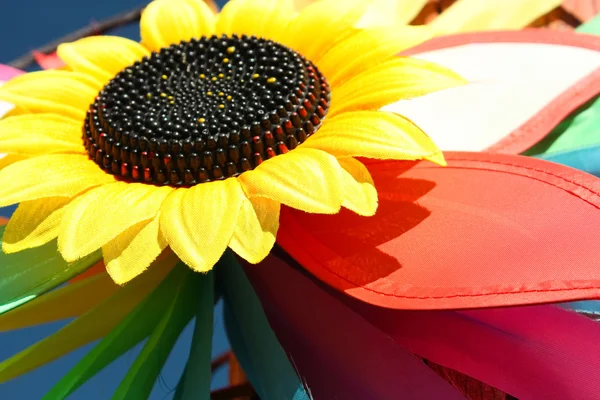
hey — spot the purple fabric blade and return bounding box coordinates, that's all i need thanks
[243,255,465,400]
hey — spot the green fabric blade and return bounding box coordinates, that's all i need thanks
[523,96,600,155]
[0,255,174,384]
[0,225,101,315]
[577,13,600,35]
[111,263,200,400]
[217,251,309,400]
[523,15,600,156]
[43,263,191,399]
[173,271,214,400]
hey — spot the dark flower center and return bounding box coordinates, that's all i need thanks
[83,34,330,186]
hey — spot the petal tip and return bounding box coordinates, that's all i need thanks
[427,151,447,166]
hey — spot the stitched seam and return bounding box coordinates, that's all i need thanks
[491,69,600,152]
[288,231,600,300]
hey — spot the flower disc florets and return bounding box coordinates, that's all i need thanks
[84,34,330,186]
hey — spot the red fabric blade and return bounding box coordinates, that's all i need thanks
[277,151,600,309]
[32,51,65,70]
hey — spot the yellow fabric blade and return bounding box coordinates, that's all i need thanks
[430,0,561,34]
[229,196,280,264]
[140,0,216,52]
[58,182,172,262]
[0,269,118,332]
[304,110,445,164]
[329,57,466,117]
[103,215,168,285]
[0,113,85,155]
[337,157,377,216]
[216,0,295,40]
[0,154,115,208]
[57,36,150,86]
[160,180,244,272]
[358,0,428,27]
[239,147,344,214]
[282,0,369,61]
[2,197,71,254]
[317,25,433,88]
[0,71,99,120]
[0,253,176,383]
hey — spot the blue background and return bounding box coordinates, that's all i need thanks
[0,1,232,398]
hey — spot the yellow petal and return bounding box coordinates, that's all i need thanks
[0,154,27,171]
[0,154,115,207]
[229,196,280,264]
[337,157,377,216]
[0,271,118,332]
[303,110,445,164]
[239,147,344,214]
[0,113,85,155]
[103,215,168,285]
[357,0,428,27]
[317,25,433,87]
[282,0,369,60]
[2,197,72,253]
[160,179,244,272]
[140,0,216,52]
[430,0,561,34]
[216,0,294,39]
[57,36,150,85]
[0,71,99,120]
[329,57,466,116]
[0,253,176,383]
[59,182,172,262]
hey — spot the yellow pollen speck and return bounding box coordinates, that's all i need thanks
[169,100,175,104]
[218,73,224,78]
[252,74,259,79]
[227,95,232,101]
[211,77,217,82]
[168,95,173,100]
[219,104,225,109]
[207,91,213,96]
[199,74,205,79]
[198,117,206,123]
[223,58,229,63]
[146,93,152,99]
[267,77,277,84]
[241,79,245,83]
[160,93,167,98]
[162,75,168,80]
[218,92,224,97]
[227,46,236,54]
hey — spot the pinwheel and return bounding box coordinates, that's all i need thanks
[2,1,600,399]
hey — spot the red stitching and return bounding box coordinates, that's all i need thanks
[287,228,600,300]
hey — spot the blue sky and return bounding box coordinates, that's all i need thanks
[0,1,232,398]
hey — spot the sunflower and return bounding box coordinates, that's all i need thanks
[0,0,462,285]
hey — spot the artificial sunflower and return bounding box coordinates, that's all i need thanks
[0,0,461,285]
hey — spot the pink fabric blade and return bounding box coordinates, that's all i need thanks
[0,64,23,81]
[348,298,600,400]
[243,255,465,400]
